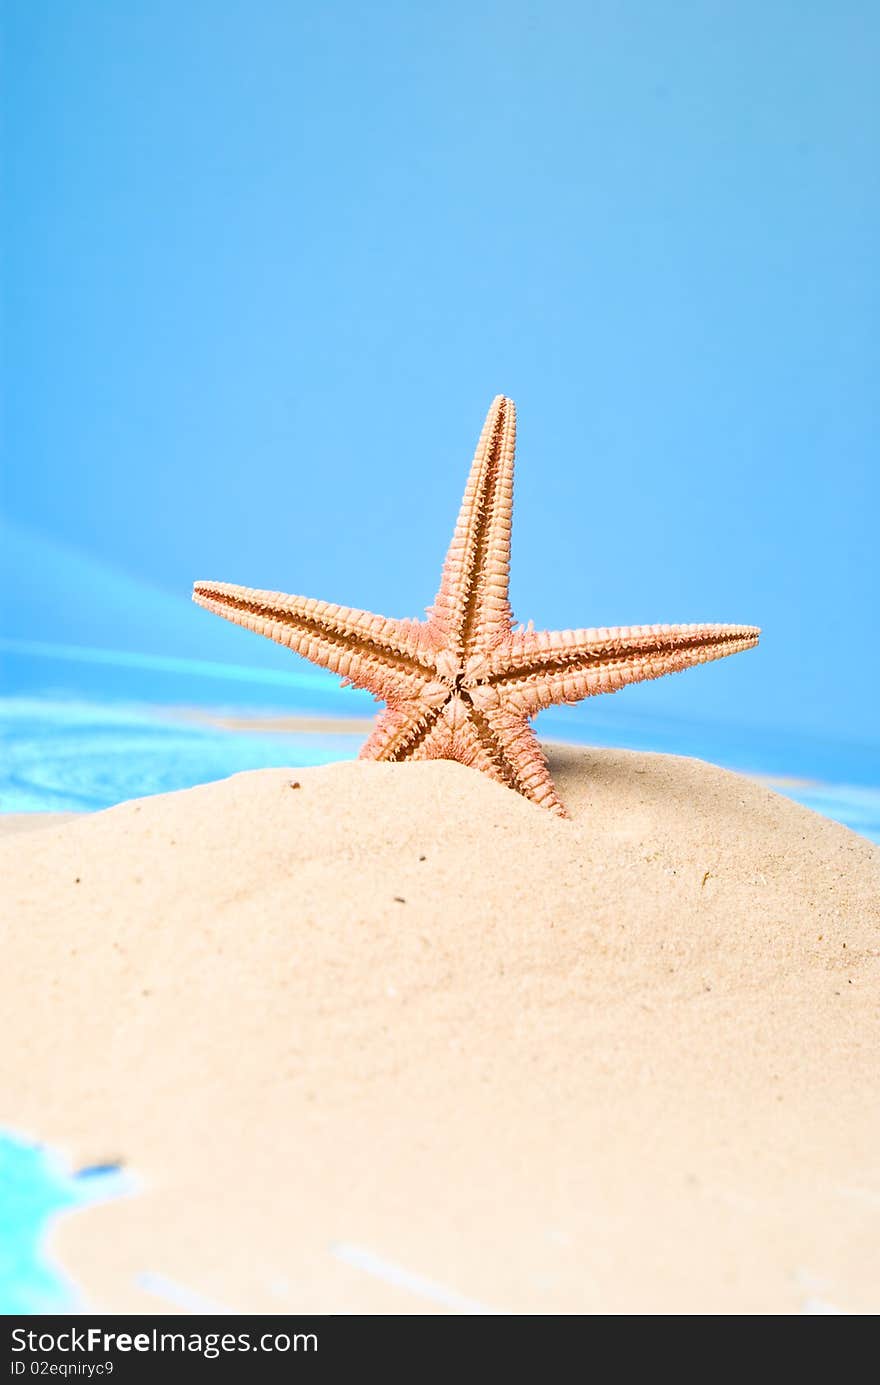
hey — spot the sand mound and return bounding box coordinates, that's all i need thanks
[2,747,878,1315]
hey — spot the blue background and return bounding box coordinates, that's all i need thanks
[2,1,878,783]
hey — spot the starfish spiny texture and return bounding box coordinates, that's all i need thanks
[193,396,759,817]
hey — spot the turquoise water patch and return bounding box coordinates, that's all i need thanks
[0,1133,130,1313]
[0,698,358,812]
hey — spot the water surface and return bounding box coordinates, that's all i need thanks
[0,1134,127,1313]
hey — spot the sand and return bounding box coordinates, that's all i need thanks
[1,746,878,1315]
[0,814,81,838]
[168,707,375,736]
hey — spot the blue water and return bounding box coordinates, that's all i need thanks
[1,691,878,842]
[0,1134,129,1313]
[0,697,358,812]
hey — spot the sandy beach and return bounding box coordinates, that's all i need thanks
[0,815,81,838]
[2,745,878,1314]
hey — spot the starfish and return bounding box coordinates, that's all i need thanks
[193,396,759,817]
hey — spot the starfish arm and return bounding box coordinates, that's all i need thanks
[375,704,456,764]
[395,697,567,814]
[474,622,760,716]
[193,581,434,703]
[443,712,518,790]
[428,395,516,654]
[467,706,568,816]
[366,697,564,817]
[358,702,447,762]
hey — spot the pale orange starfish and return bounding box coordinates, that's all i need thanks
[193,396,759,816]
